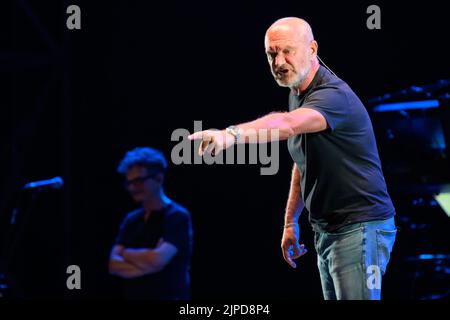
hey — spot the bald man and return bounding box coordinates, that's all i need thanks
[189,17,396,300]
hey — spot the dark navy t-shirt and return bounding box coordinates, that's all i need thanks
[287,65,395,232]
[115,201,193,299]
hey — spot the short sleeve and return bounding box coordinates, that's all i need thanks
[301,85,349,131]
[163,210,193,252]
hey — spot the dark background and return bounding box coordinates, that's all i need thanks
[0,0,449,299]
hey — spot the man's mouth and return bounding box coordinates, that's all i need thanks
[276,69,290,77]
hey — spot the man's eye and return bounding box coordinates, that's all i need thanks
[283,49,291,55]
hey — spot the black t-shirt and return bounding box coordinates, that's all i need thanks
[287,65,395,232]
[115,201,193,299]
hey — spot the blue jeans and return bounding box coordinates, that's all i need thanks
[314,217,397,300]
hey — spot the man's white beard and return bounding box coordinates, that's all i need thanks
[288,65,311,89]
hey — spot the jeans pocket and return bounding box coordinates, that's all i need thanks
[375,228,397,275]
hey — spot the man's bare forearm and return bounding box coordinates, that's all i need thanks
[236,112,295,143]
[285,163,304,224]
[122,248,163,273]
[109,256,147,279]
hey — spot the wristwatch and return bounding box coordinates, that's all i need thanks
[226,125,241,144]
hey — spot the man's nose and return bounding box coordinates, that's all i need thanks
[274,54,286,68]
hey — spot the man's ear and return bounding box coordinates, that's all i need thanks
[310,40,318,60]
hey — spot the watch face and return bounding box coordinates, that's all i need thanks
[228,127,237,136]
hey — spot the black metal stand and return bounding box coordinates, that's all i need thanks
[0,189,40,299]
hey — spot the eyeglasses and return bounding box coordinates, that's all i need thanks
[123,174,156,188]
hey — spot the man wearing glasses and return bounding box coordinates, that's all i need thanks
[109,147,193,300]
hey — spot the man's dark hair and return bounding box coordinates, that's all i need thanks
[117,147,168,175]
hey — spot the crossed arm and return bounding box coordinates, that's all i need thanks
[109,241,178,279]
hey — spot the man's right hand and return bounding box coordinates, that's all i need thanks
[188,129,235,156]
[281,224,307,268]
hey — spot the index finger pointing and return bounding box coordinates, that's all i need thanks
[188,131,205,140]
